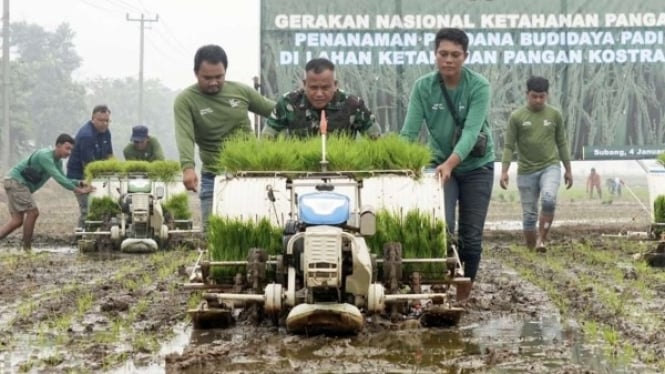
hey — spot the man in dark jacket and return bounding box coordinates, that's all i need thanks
[67,105,113,228]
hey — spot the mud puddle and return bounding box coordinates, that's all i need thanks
[161,313,627,374]
[162,257,631,374]
[1,222,659,373]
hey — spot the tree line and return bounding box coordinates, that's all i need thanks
[0,21,179,172]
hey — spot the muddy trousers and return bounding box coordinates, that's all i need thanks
[443,164,494,281]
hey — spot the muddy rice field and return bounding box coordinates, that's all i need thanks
[2,178,665,373]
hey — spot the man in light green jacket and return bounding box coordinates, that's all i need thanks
[0,134,94,250]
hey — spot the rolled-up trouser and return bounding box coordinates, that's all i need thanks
[76,192,89,228]
[517,164,561,231]
[443,163,494,281]
[199,172,216,232]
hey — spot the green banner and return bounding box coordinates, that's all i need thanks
[260,0,665,159]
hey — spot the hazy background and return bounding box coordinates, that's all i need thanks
[1,0,662,199]
[0,0,263,166]
[11,0,262,90]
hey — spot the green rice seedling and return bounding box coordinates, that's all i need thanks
[147,160,181,181]
[364,209,446,276]
[76,292,94,317]
[121,277,139,292]
[132,299,150,318]
[123,160,151,174]
[187,292,203,310]
[18,360,36,373]
[377,134,431,176]
[657,152,665,166]
[101,352,129,370]
[87,197,121,221]
[17,300,38,318]
[207,216,281,281]
[132,333,159,354]
[602,326,620,356]
[208,216,283,261]
[42,354,65,367]
[50,313,73,332]
[654,195,665,223]
[217,134,431,173]
[162,193,192,220]
[582,320,599,342]
[218,135,261,172]
[85,159,125,180]
[295,137,326,172]
[327,136,367,172]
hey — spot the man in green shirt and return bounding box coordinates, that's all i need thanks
[500,76,573,252]
[400,28,495,303]
[123,125,165,162]
[262,58,381,139]
[0,134,94,250]
[174,44,275,229]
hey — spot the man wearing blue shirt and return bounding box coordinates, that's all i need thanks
[67,105,113,228]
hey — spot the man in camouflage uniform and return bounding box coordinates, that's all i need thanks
[262,58,381,138]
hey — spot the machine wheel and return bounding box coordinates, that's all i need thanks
[274,255,285,284]
[110,225,121,241]
[370,254,378,283]
[367,283,385,313]
[264,283,283,325]
[159,224,169,242]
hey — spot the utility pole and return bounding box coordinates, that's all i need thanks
[2,0,10,171]
[126,13,158,126]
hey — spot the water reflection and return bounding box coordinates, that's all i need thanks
[116,312,635,374]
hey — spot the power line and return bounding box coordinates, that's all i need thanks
[77,0,125,16]
[157,18,190,55]
[145,32,181,65]
[106,0,144,14]
[136,0,150,14]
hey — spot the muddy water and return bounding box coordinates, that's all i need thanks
[161,258,633,374]
[159,314,626,374]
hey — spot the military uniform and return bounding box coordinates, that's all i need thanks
[263,89,381,138]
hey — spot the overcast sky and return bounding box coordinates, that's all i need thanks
[8,0,261,91]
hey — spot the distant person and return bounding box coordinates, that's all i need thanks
[586,168,602,199]
[0,134,94,250]
[262,58,381,139]
[500,76,572,252]
[610,176,623,197]
[399,28,495,303]
[123,125,165,162]
[174,44,275,229]
[67,105,113,229]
